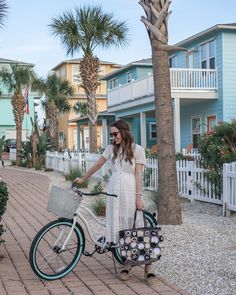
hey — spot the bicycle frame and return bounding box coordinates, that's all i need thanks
[60,196,114,252]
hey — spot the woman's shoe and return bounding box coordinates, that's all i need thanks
[145,272,156,285]
[119,269,131,281]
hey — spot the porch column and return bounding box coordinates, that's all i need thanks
[140,112,147,149]
[77,124,81,151]
[101,119,108,148]
[173,97,181,153]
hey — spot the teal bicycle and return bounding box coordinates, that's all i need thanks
[29,186,158,280]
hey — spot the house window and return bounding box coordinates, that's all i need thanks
[126,72,131,83]
[169,55,177,68]
[149,123,157,140]
[108,78,118,89]
[207,115,216,132]
[72,64,81,84]
[200,39,215,69]
[191,117,201,148]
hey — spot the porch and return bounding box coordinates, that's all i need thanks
[107,68,219,152]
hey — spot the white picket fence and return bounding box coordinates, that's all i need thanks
[46,151,110,179]
[45,151,236,215]
[223,162,236,215]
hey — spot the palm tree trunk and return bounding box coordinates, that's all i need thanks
[89,122,97,153]
[152,39,182,224]
[11,94,25,166]
[15,123,22,165]
[47,102,59,150]
[140,0,182,224]
[80,54,100,153]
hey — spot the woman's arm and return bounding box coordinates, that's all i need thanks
[74,156,107,184]
[135,163,144,210]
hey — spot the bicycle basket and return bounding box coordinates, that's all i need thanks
[47,185,81,218]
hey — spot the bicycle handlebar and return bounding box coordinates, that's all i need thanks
[72,185,117,198]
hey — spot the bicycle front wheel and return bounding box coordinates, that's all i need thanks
[29,218,85,280]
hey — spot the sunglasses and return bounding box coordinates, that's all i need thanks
[110,131,120,138]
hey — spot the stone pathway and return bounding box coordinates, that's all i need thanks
[0,166,190,295]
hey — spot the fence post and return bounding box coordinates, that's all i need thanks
[186,160,195,202]
[223,163,230,216]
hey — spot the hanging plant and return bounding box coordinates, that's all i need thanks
[0,179,9,244]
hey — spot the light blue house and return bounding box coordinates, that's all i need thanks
[0,58,37,141]
[102,23,236,152]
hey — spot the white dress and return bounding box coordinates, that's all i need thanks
[102,144,146,243]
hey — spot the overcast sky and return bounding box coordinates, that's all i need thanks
[1,0,236,78]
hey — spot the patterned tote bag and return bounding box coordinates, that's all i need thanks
[118,210,163,266]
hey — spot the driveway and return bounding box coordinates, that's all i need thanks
[0,166,189,295]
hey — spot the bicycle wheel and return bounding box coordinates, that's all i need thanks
[29,218,85,280]
[112,210,158,265]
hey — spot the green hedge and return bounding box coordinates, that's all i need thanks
[0,180,9,244]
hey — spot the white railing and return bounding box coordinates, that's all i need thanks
[170,68,217,89]
[46,152,236,215]
[108,68,218,107]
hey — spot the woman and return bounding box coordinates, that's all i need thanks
[74,119,156,285]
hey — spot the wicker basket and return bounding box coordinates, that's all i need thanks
[47,185,81,218]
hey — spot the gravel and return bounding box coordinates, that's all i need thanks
[40,169,236,295]
[155,200,236,295]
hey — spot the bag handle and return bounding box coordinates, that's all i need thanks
[132,210,147,229]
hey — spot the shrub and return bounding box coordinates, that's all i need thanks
[90,197,106,216]
[198,120,236,198]
[0,180,9,244]
[91,180,105,193]
[65,168,89,188]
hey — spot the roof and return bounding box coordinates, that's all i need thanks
[0,57,34,67]
[69,111,116,123]
[101,58,152,80]
[174,23,236,47]
[51,58,121,71]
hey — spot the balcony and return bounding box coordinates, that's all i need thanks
[107,68,218,108]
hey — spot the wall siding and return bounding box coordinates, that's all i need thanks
[222,31,236,121]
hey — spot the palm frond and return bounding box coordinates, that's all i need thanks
[0,0,8,29]
[49,5,129,56]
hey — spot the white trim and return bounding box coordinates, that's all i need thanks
[149,122,157,140]
[173,98,181,152]
[140,113,147,148]
[200,38,216,69]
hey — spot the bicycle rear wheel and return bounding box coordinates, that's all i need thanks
[29,218,85,280]
[112,210,158,265]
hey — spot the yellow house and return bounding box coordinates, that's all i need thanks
[51,59,121,150]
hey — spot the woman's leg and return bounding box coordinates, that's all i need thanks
[119,266,133,281]
[144,263,156,285]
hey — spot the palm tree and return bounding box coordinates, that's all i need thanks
[0,0,8,29]
[33,74,73,150]
[139,0,182,224]
[73,101,88,150]
[49,5,129,152]
[0,64,34,165]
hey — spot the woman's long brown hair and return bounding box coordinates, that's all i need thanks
[111,120,134,164]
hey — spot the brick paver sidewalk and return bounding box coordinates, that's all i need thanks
[0,167,190,295]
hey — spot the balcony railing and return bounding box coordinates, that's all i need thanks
[107,68,218,107]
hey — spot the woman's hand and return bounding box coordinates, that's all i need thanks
[136,196,144,210]
[73,177,85,185]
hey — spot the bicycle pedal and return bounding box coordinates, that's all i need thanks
[83,251,92,257]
